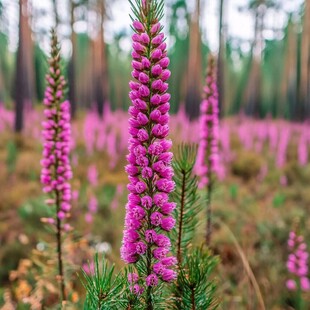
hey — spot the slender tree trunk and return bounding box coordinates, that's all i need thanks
[83,1,93,109]
[15,0,34,132]
[245,1,264,118]
[280,20,297,118]
[94,0,108,117]
[0,57,3,102]
[15,18,24,132]
[299,0,310,119]
[253,2,263,118]
[185,0,201,120]
[68,0,76,118]
[217,0,225,117]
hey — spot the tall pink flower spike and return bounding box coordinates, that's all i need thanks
[286,231,310,292]
[196,54,219,189]
[120,0,177,293]
[40,29,72,301]
[195,55,219,245]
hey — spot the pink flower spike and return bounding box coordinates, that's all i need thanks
[41,30,73,279]
[121,5,175,289]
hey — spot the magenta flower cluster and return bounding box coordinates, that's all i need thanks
[85,195,98,223]
[196,56,219,188]
[286,231,310,292]
[40,37,72,224]
[120,12,177,290]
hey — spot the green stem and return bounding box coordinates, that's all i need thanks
[56,190,66,302]
[146,287,153,310]
[146,246,153,310]
[177,169,186,264]
[145,5,155,309]
[191,286,196,310]
[206,181,212,246]
[53,62,65,302]
[297,282,304,310]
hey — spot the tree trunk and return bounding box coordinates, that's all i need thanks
[280,20,297,118]
[185,0,201,120]
[15,0,34,132]
[68,0,76,118]
[244,1,264,118]
[217,0,225,117]
[299,0,310,119]
[94,0,108,117]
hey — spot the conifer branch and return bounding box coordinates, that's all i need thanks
[171,144,201,261]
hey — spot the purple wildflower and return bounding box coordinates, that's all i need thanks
[87,164,98,186]
[85,195,98,223]
[146,274,159,287]
[120,1,176,290]
[196,55,219,188]
[286,231,310,292]
[40,28,71,301]
[195,55,219,245]
[41,31,72,222]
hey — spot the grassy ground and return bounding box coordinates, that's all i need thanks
[0,116,309,309]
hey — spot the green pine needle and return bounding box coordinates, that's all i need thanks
[170,144,202,264]
[79,253,125,309]
[129,0,165,26]
[169,247,219,310]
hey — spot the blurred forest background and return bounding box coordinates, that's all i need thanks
[0,0,309,133]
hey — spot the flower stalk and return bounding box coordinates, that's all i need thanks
[120,0,176,307]
[196,55,219,245]
[40,29,72,302]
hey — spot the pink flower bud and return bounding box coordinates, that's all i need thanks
[159,57,170,68]
[133,20,145,32]
[151,49,162,60]
[140,33,150,44]
[151,64,163,76]
[151,94,161,106]
[151,23,160,34]
[139,72,149,84]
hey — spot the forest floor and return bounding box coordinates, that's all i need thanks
[0,115,309,309]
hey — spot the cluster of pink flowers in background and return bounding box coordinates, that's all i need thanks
[120,16,177,292]
[87,164,98,187]
[196,56,219,188]
[83,108,128,169]
[85,195,98,223]
[110,184,124,210]
[286,231,310,292]
[40,49,72,227]
[1,102,309,178]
